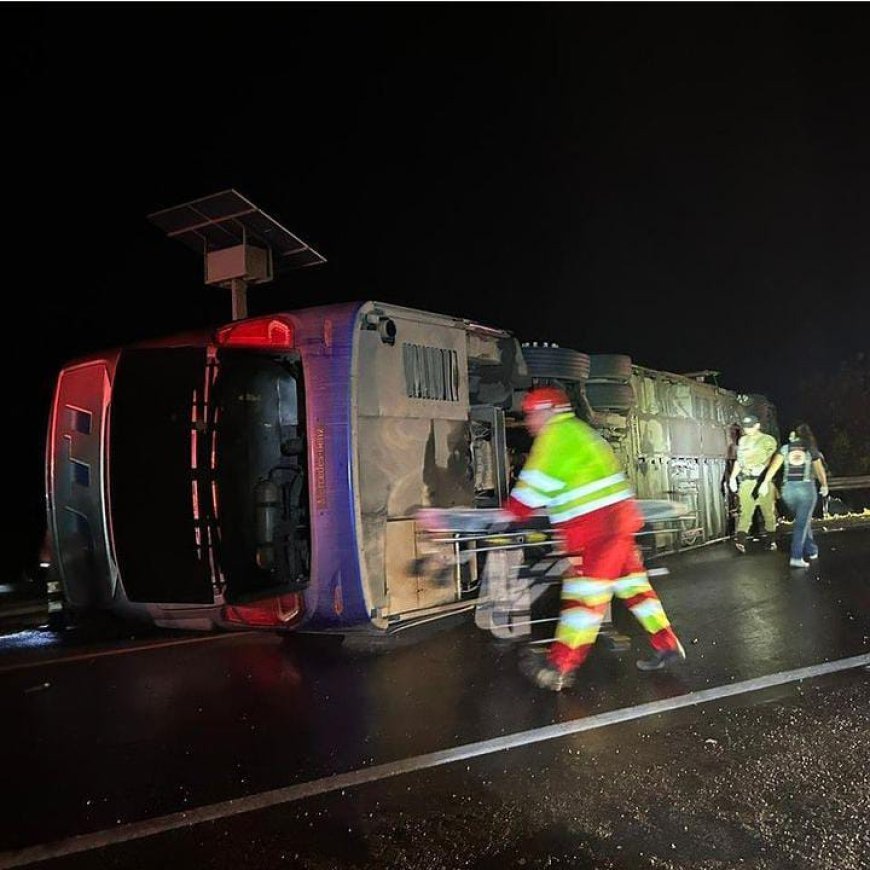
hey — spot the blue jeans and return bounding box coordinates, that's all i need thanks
[782,481,818,561]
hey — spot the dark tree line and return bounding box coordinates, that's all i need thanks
[791,353,869,477]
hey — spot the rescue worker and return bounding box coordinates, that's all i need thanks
[728,414,778,553]
[503,386,685,692]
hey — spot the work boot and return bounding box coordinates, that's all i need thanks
[522,659,576,692]
[734,532,747,554]
[758,533,777,552]
[636,639,686,671]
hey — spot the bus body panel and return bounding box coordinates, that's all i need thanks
[285,301,369,629]
[354,302,477,627]
[47,358,119,609]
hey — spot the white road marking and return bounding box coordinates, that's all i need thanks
[0,652,867,868]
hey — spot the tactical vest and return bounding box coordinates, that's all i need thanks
[781,441,814,483]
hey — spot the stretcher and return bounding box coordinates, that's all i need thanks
[414,500,690,651]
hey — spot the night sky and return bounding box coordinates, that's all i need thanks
[6,6,869,574]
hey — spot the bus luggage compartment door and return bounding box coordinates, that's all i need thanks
[214,351,311,605]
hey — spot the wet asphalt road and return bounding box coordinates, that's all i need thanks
[0,529,868,869]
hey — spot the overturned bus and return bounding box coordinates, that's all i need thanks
[45,300,775,637]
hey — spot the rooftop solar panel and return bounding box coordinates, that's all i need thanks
[147,189,326,272]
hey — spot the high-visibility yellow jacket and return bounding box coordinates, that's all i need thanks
[506,412,632,524]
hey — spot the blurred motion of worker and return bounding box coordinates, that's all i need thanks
[759,423,829,569]
[728,413,778,553]
[502,386,685,692]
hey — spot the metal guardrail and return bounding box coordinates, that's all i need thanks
[828,475,870,492]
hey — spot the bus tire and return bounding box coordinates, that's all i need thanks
[520,346,590,383]
[588,354,633,382]
[585,382,636,411]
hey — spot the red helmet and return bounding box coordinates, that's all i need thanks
[522,386,572,415]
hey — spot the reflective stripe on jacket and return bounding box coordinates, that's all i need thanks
[507,412,632,524]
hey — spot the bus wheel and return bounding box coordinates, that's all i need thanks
[585,382,636,411]
[588,353,633,381]
[521,345,591,383]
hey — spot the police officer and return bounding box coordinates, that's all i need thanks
[728,413,778,553]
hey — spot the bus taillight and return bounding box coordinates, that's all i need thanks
[215,317,295,349]
[222,593,304,628]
